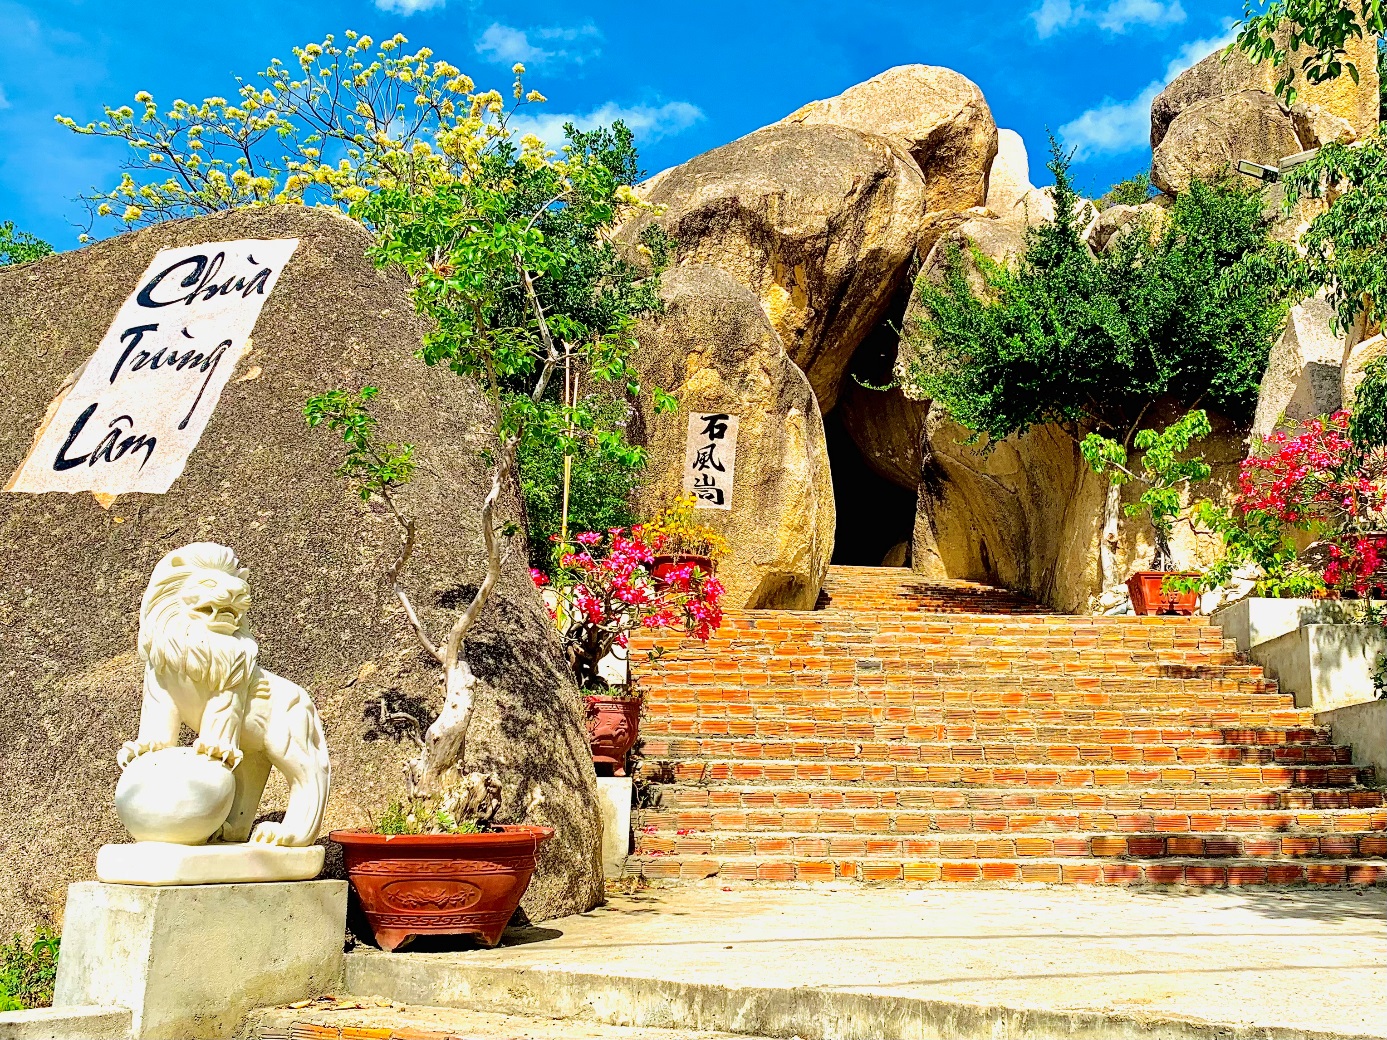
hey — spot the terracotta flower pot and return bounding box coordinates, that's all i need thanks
[651,553,715,586]
[586,695,642,776]
[330,825,554,952]
[1126,571,1201,616]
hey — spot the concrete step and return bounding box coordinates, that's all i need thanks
[241,1001,763,1040]
[652,783,1387,812]
[632,829,1387,860]
[637,758,1375,788]
[647,703,1321,729]
[638,736,1354,766]
[627,854,1387,885]
[636,805,1387,835]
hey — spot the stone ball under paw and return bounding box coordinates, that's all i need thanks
[115,746,236,844]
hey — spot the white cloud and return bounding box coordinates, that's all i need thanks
[1058,24,1237,158]
[476,23,602,66]
[1032,0,1185,38]
[374,0,446,13]
[509,101,704,149]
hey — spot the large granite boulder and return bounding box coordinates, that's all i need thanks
[838,381,930,490]
[624,123,927,411]
[1252,294,1347,438]
[1151,30,1379,150]
[781,64,999,213]
[1087,202,1166,254]
[630,266,834,609]
[1152,90,1303,195]
[0,206,603,938]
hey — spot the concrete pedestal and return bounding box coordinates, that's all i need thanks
[1251,624,1387,711]
[597,776,632,879]
[53,880,346,1040]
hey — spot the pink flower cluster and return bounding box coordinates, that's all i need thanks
[532,526,726,688]
[1238,412,1387,594]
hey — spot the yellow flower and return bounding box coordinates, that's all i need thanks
[512,62,525,75]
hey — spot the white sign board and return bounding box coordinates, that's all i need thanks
[5,238,299,495]
[683,412,738,510]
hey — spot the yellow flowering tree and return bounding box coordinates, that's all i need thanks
[65,32,676,821]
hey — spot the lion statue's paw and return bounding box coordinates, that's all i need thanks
[117,739,169,770]
[192,739,243,771]
[249,821,300,846]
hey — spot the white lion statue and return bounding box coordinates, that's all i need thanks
[119,542,330,847]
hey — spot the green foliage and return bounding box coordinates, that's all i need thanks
[1098,172,1154,209]
[0,928,59,1010]
[1351,357,1387,451]
[304,387,416,502]
[1082,411,1214,570]
[903,141,1293,444]
[1191,501,1324,597]
[378,798,483,835]
[0,222,53,266]
[1235,1,1383,106]
[1279,130,1387,332]
[518,394,645,571]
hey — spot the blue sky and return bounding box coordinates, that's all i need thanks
[0,0,1242,249]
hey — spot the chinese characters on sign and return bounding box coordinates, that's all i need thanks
[5,238,299,495]
[683,412,738,510]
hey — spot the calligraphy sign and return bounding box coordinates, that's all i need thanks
[683,412,738,510]
[5,238,299,495]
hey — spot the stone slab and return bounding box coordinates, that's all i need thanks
[0,1006,131,1040]
[345,883,1387,1040]
[1318,698,1387,779]
[1253,624,1387,711]
[54,879,346,1039]
[95,841,325,886]
[1211,596,1383,654]
[596,777,632,880]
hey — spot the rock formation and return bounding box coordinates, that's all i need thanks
[0,206,603,938]
[1252,294,1348,439]
[1152,90,1303,195]
[631,267,834,609]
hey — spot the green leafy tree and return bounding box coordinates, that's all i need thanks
[0,929,58,1011]
[1351,357,1387,451]
[1235,1,1385,106]
[1081,410,1213,571]
[0,222,52,266]
[1098,172,1155,209]
[902,141,1291,589]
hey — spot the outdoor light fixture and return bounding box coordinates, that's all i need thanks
[1236,159,1280,182]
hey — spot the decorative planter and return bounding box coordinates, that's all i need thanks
[651,553,715,586]
[1126,571,1201,616]
[586,695,642,776]
[330,825,554,952]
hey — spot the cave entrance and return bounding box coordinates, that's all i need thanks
[824,279,921,567]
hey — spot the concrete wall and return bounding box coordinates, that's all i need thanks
[1253,625,1387,711]
[1317,699,1387,781]
[1211,597,1381,654]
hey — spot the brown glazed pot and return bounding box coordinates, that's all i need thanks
[1127,571,1201,616]
[330,825,554,951]
[586,695,642,776]
[650,553,715,586]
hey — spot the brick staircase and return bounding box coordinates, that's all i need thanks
[627,566,1387,887]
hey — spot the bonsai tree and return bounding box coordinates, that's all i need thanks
[62,32,675,830]
[902,141,1292,594]
[1081,409,1213,574]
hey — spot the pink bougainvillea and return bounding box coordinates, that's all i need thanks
[535,526,725,690]
[1237,411,1387,595]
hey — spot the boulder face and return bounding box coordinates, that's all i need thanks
[1252,294,1347,439]
[838,381,930,490]
[0,206,603,938]
[630,266,834,609]
[1087,202,1165,254]
[782,64,999,213]
[626,123,927,411]
[1151,30,1379,150]
[1152,90,1302,195]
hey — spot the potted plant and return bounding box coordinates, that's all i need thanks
[534,526,725,774]
[642,493,730,585]
[1083,410,1212,615]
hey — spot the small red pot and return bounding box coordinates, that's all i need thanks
[586,695,642,776]
[651,553,715,586]
[330,825,554,952]
[1127,571,1201,616]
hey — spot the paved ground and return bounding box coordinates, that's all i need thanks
[346,882,1387,1040]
